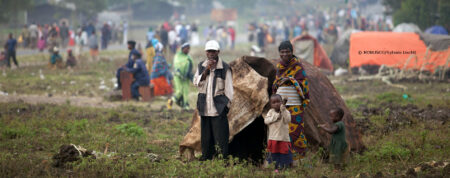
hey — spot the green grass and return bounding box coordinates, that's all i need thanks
[0,101,448,177]
[0,46,449,177]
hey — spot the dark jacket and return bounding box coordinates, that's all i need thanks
[126,58,150,86]
[196,60,230,116]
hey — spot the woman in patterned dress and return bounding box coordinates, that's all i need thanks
[272,41,310,162]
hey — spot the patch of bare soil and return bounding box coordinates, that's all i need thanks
[0,93,168,110]
[356,103,449,134]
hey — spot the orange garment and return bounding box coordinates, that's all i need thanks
[349,32,450,72]
[150,76,173,96]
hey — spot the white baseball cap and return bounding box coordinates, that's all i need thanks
[204,40,220,51]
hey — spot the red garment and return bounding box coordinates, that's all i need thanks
[151,76,173,96]
[228,27,236,41]
[267,140,291,154]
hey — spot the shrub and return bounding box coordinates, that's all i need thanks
[115,123,145,137]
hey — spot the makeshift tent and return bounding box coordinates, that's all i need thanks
[349,32,450,72]
[425,25,448,35]
[330,29,361,66]
[419,33,450,51]
[291,34,334,71]
[393,23,422,33]
[179,56,364,161]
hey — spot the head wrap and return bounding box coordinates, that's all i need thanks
[181,43,190,49]
[154,42,164,52]
[278,40,293,52]
[151,39,159,47]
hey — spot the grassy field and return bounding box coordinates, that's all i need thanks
[0,46,449,177]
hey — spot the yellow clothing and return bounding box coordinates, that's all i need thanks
[145,46,156,73]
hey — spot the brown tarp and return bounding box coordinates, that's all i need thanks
[179,56,364,160]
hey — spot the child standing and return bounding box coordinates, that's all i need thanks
[319,108,348,170]
[264,94,293,169]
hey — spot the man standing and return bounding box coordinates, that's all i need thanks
[193,40,233,160]
[227,26,236,49]
[59,22,70,48]
[21,25,30,48]
[88,31,99,61]
[29,22,38,49]
[5,33,18,68]
[115,40,140,90]
[101,23,111,50]
[169,43,193,109]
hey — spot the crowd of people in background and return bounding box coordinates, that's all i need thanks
[19,21,128,52]
[1,20,130,69]
[247,4,393,51]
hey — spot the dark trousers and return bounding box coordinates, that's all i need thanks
[6,50,18,67]
[116,68,124,88]
[131,81,140,99]
[201,110,229,160]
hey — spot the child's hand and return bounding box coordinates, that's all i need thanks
[318,124,326,128]
[282,98,288,105]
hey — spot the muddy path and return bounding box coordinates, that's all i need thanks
[0,93,173,111]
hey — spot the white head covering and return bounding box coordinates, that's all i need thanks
[204,40,220,51]
[154,42,164,52]
[181,42,190,49]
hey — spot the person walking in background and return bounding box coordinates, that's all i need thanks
[159,25,169,49]
[60,22,70,49]
[21,25,30,48]
[228,26,236,49]
[168,29,177,54]
[88,31,99,61]
[4,33,18,68]
[101,23,111,50]
[29,22,38,49]
[190,23,199,46]
[74,30,84,60]
[168,43,193,110]
[179,25,188,44]
[37,36,46,52]
[145,39,157,74]
[150,42,173,96]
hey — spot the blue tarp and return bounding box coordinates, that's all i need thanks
[425,26,448,35]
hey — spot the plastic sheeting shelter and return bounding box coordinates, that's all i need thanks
[291,35,334,71]
[393,23,422,33]
[425,26,448,35]
[349,32,450,72]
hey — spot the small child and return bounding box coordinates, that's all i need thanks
[66,49,77,68]
[319,108,349,170]
[264,94,292,169]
